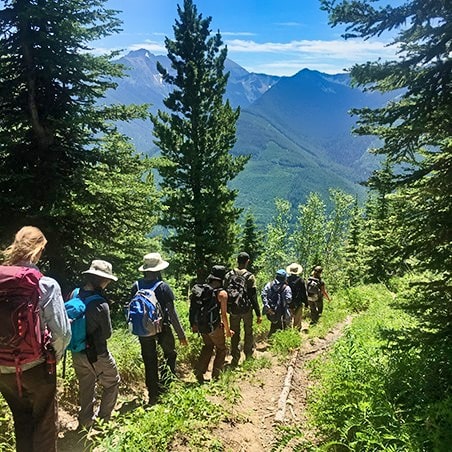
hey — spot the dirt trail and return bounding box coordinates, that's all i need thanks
[214,316,353,451]
[56,317,352,451]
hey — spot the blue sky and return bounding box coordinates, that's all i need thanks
[95,0,399,76]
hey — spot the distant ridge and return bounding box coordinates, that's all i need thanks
[104,50,391,221]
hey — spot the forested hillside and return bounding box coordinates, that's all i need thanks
[104,50,392,221]
[0,0,450,451]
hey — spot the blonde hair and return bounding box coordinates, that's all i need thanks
[2,226,47,265]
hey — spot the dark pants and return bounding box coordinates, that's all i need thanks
[309,298,324,323]
[196,325,227,379]
[139,325,177,401]
[0,362,57,452]
[268,318,284,337]
[229,310,254,365]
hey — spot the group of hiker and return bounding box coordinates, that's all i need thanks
[0,226,330,452]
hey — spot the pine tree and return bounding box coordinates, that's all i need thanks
[322,1,452,447]
[240,211,264,274]
[152,0,248,280]
[0,0,155,288]
[321,0,451,276]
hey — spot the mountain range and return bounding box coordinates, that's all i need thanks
[105,49,389,221]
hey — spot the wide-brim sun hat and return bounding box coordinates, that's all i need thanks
[82,259,118,281]
[286,262,303,275]
[139,252,169,272]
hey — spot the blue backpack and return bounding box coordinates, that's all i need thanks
[127,281,164,337]
[65,288,103,352]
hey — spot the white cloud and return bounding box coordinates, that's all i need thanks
[221,31,257,37]
[226,38,397,58]
[128,41,167,53]
[91,37,401,77]
[274,22,303,27]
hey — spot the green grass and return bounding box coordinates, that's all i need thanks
[302,279,452,451]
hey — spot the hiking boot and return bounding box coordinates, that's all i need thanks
[194,372,207,384]
[230,359,239,368]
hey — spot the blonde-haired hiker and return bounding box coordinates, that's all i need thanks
[0,226,71,452]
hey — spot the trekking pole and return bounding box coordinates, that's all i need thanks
[62,350,67,378]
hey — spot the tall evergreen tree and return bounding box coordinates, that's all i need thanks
[240,211,264,274]
[0,0,155,288]
[152,0,248,280]
[321,0,451,277]
[322,1,452,447]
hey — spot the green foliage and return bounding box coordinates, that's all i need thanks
[151,0,248,280]
[292,192,327,272]
[93,381,227,451]
[0,397,13,450]
[239,211,265,273]
[0,0,156,290]
[257,190,355,291]
[59,132,160,294]
[255,198,292,284]
[306,281,452,451]
[269,327,302,358]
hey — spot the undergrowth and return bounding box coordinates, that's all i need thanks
[304,279,452,451]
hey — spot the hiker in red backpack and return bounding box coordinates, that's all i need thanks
[0,226,71,452]
[70,260,120,429]
[307,265,331,324]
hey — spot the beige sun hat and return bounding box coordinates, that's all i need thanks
[82,259,118,281]
[286,262,303,275]
[139,252,169,272]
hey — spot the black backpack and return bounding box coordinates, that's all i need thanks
[307,276,321,302]
[225,270,251,314]
[287,275,302,309]
[189,283,220,334]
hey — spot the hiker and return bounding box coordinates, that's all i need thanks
[261,269,292,337]
[70,260,120,429]
[190,265,233,383]
[285,263,308,330]
[224,252,262,367]
[0,226,71,452]
[307,265,331,324]
[129,253,188,405]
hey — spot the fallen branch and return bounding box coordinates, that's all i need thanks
[274,350,299,423]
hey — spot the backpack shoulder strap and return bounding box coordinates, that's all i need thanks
[83,293,104,306]
[150,280,163,292]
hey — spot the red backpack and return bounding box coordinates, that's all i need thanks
[0,265,45,395]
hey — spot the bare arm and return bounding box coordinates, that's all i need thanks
[219,289,233,337]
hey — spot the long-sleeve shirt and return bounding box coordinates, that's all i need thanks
[131,278,186,341]
[0,273,71,373]
[78,288,112,356]
[261,279,292,314]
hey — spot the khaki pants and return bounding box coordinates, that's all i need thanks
[72,351,120,427]
[290,305,303,329]
[196,325,227,379]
